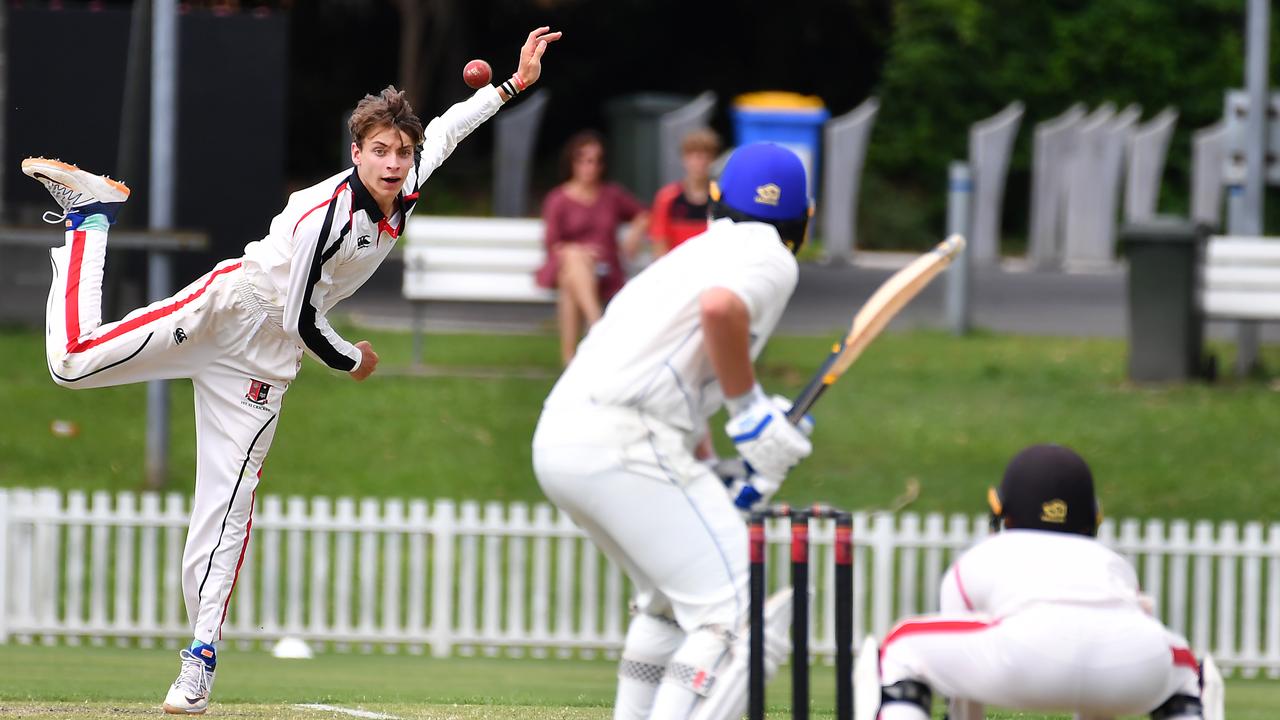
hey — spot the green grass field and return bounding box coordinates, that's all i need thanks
[3,326,1280,717]
[2,326,1277,520]
[0,644,1276,719]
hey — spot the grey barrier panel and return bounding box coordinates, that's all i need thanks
[658,91,717,189]
[819,97,880,262]
[1090,104,1142,264]
[493,90,550,218]
[1125,107,1178,223]
[967,102,1024,265]
[1062,103,1116,269]
[1191,121,1227,228]
[1028,103,1086,269]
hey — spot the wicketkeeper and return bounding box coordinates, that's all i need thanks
[24,26,559,716]
[856,444,1222,720]
[533,142,816,720]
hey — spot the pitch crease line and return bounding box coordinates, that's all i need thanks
[295,703,402,719]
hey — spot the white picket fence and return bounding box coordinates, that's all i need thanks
[2,488,1279,677]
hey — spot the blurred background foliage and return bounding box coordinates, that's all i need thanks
[92,0,1278,250]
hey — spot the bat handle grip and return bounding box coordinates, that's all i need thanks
[788,342,843,424]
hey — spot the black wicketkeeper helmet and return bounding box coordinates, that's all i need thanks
[987,444,1101,537]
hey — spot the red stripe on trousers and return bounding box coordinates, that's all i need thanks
[881,618,999,659]
[66,262,242,354]
[1171,646,1198,671]
[218,485,257,641]
[65,230,86,348]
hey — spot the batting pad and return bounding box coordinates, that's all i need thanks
[687,588,793,720]
[853,636,881,720]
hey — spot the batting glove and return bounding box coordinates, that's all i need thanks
[723,384,812,496]
[712,396,815,512]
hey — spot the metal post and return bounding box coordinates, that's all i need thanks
[1234,0,1269,375]
[1242,0,1268,234]
[146,0,178,489]
[946,162,973,335]
[412,301,426,368]
[0,3,8,224]
[0,490,9,643]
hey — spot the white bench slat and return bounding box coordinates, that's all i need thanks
[1202,266,1280,292]
[405,216,543,246]
[1205,236,1280,265]
[401,215,569,306]
[404,272,556,303]
[1203,291,1280,320]
[405,246,544,273]
[1201,236,1280,321]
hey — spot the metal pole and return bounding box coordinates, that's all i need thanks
[146,0,178,489]
[0,3,8,224]
[1242,0,1268,235]
[1233,0,1269,375]
[0,490,9,644]
[946,161,973,335]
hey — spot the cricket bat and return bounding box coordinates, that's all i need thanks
[787,234,966,423]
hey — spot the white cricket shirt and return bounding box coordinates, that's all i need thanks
[544,217,799,433]
[940,529,1145,617]
[241,86,504,371]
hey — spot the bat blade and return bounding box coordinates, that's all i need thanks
[788,234,966,421]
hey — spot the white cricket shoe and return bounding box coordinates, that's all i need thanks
[21,157,130,225]
[161,648,216,715]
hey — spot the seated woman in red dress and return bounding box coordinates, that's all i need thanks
[535,130,649,364]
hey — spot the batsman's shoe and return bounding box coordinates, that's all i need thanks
[162,642,216,715]
[21,157,130,228]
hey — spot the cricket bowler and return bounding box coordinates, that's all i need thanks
[23,26,559,715]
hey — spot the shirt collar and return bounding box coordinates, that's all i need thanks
[349,169,412,240]
[348,169,387,220]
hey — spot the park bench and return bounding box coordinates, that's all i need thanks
[1201,235,1280,373]
[401,215,555,364]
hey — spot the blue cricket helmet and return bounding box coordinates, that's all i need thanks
[710,142,813,253]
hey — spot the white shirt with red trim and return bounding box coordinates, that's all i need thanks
[241,86,504,372]
[940,529,1145,618]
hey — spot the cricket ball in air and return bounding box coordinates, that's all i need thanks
[463,59,492,89]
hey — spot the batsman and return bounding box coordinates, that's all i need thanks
[532,142,814,719]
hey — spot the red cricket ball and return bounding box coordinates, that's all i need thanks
[462,59,492,90]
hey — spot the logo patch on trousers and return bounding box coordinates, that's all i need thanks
[173,328,187,345]
[245,379,272,405]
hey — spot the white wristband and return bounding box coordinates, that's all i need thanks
[724,383,765,416]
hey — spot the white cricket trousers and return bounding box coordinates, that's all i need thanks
[45,221,302,644]
[533,405,749,719]
[532,405,748,631]
[878,604,1201,718]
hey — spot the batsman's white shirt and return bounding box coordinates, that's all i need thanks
[879,530,1200,717]
[543,217,797,434]
[534,218,798,630]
